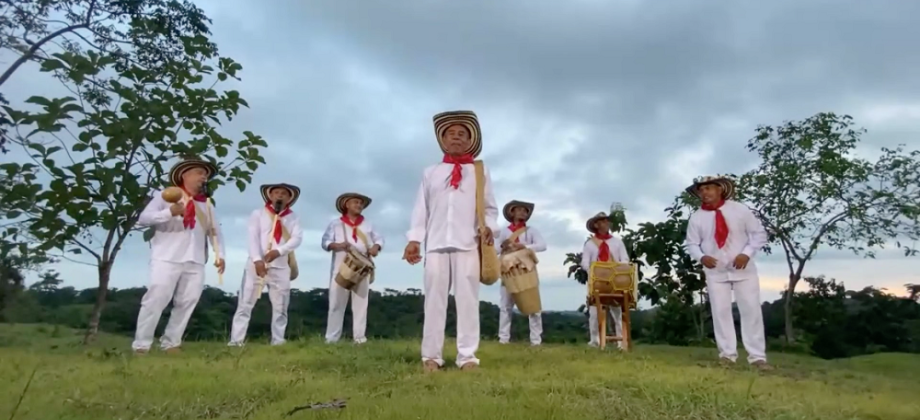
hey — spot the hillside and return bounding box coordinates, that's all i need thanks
[1,324,918,420]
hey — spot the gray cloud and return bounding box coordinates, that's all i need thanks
[4,0,920,309]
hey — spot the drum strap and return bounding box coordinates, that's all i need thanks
[507,227,528,244]
[263,208,299,281]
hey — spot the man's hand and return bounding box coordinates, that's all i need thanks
[329,242,349,252]
[253,260,267,277]
[368,244,381,257]
[700,255,718,269]
[169,202,184,217]
[264,249,281,263]
[478,227,494,246]
[733,254,750,270]
[403,241,422,265]
[215,258,226,275]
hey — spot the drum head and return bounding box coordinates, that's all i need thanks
[349,249,375,268]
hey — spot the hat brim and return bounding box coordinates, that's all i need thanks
[586,213,610,233]
[261,183,301,208]
[433,110,483,158]
[335,193,372,214]
[502,200,535,223]
[169,159,217,188]
[685,177,735,201]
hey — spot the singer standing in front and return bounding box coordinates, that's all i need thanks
[228,183,304,346]
[132,158,227,354]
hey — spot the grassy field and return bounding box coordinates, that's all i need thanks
[1,324,918,420]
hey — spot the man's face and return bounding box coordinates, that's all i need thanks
[181,167,208,191]
[441,124,471,155]
[594,219,610,234]
[511,206,530,222]
[698,183,723,204]
[269,188,292,205]
[345,198,364,215]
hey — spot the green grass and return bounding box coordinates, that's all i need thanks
[1,324,918,420]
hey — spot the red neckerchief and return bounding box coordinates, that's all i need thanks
[442,153,474,189]
[340,214,365,242]
[265,202,292,243]
[594,232,613,262]
[508,222,526,243]
[180,186,208,230]
[701,200,728,249]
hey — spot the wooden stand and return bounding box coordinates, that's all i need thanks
[589,294,632,351]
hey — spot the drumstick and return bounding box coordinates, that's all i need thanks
[254,213,280,302]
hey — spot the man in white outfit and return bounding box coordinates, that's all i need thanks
[496,200,547,346]
[133,158,226,354]
[684,175,771,370]
[403,110,499,372]
[581,211,630,350]
[228,183,304,346]
[322,192,384,344]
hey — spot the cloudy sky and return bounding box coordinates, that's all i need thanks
[4,0,919,312]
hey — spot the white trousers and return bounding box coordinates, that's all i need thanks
[708,278,767,363]
[132,260,205,350]
[228,260,291,346]
[588,305,625,349]
[422,249,480,367]
[498,285,543,345]
[324,272,370,344]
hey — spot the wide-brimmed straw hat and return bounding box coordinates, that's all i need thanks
[335,192,372,214]
[260,183,301,208]
[685,175,736,201]
[502,200,535,223]
[586,212,610,233]
[433,110,483,158]
[168,158,217,188]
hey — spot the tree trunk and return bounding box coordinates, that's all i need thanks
[83,262,112,344]
[783,272,801,343]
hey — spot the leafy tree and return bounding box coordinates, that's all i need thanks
[736,112,920,342]
[0,0,214,151]
[906,284,920,302]
[0,21,268,342]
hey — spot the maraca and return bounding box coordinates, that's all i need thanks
[162,186,184,203]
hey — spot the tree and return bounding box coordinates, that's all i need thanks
[737,112,920,342]
[0,23,268,343]
[0,0,213,151]
[906,284,920,302]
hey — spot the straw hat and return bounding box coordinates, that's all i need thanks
[502,200,535,223]
[685,175,736,201]
[586,212,610,233]
[260,183,301,208]
[433,110,482,158]
[168,158,217,188]
[335,192,372,214]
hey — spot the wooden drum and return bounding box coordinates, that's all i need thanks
[334,248,375,290]
[500,248,541,315]
[588,261,638,308]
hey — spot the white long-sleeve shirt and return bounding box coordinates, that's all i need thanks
[248,208,303,269]
[321,218,385,277]
[137,189,226,265]
[406,162,499,252]
[580,235,630,272]
[684,200,768,282]
[496,225,547,254]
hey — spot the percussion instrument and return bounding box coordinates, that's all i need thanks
[587,260,638,350]
[499,248,541,315]
[162,186,183,203]
[334,247,376,290]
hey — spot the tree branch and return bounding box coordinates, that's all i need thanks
[0,22,89,87]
